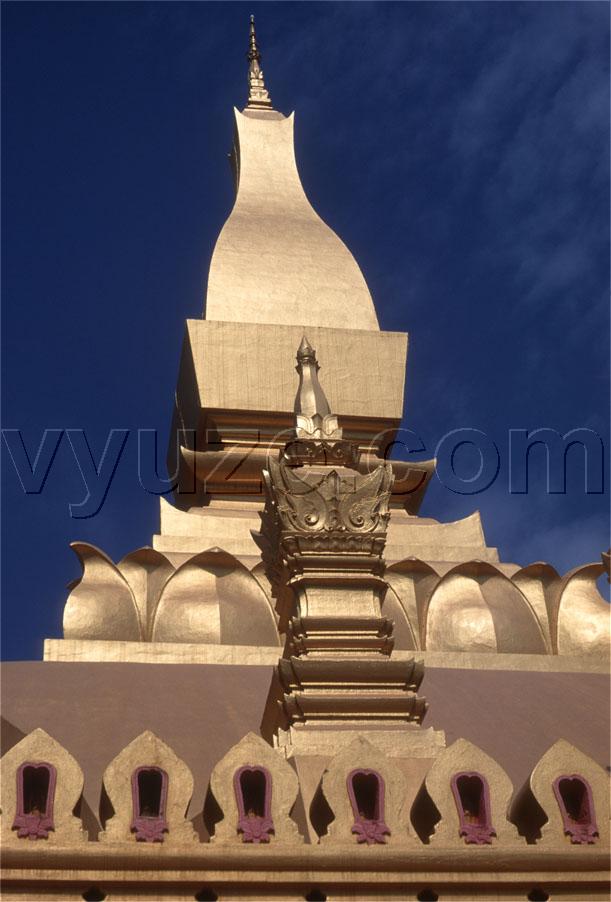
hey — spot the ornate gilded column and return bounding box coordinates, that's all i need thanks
[260,340,436,753]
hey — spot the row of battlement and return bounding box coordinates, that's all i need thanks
[2,728,608,851]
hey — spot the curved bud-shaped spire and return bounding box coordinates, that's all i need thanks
[204,21,379,329]
[295,336,331,419]
[247,15,272,109]
[293,337,343,442]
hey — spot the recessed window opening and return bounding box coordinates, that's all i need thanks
[347,768,389,844]
[527,890,549,901]
[234,765,274,843]
[552,773,598,844]
[82,889,107,902]
[13,762,57,840]
[450,771,495,844]
[417,890,439,902]
[137,768,163,818]
[194,890,218,902]
[455,774,484,825]
[239,768,267,818]
[22,765,51,815]
[304,891,327,901]
[130,766,169,843]
[558,777,589,824]
[351,772,380,820]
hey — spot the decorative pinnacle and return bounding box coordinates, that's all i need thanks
[246,15,272,109]
[295,337,330,418]
[247,14,260,62]
[296,335,318,367]
[288,337,353,456]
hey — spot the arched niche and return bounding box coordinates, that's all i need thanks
[526,740,609,848]
[13,762,57,840]
[423,562,547,654]
[130,765,169,843]
[346,768,390,845]
[450,771,495,845]
[208,732,302,844]
[318,736,417,846]
[1,728,86,845]
[234,765,274,843]
[100,731,197,845]
[420,738,522,847]
[553,775,598,844]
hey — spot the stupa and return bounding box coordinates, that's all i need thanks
[2,18,609,902]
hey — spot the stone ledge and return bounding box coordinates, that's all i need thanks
[43,640,609,673]
[1,842,608,875]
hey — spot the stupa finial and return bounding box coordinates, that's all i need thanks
[294,337,330,419]
[281,337,360,466]
[296,335,317,367]
[246,15,273,110]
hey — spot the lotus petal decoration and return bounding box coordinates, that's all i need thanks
[422,561,547,654]
[151,548,280,646]
[551,562,610,658]
[511,562,559,653]
[62,542,280,647]
[117,547,175,641]
[384,559,440,650]
[63,543,142,641]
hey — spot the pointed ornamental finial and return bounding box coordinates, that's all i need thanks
[296,335,317,367]
[294,337,342,440]
[247,15,273,110]
[281,338,360,467]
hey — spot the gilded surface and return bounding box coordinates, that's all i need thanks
[423,738,522,847]
[204,108,379,329]
[100,731,197,846]
[523,739,610,848]
[1,729,87,846]
[209,732,302,845]
[63,543,279,647]
[319,736,418,846]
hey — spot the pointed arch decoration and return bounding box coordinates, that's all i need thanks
[420,738,522,847]
[346,767,390,845]
[1,728,86,846]
[524,739,609,848]
[100,731,197,845]
[318,736,417,846]
[208,732,302,844]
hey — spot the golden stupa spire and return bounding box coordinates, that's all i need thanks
[246,15,273,109]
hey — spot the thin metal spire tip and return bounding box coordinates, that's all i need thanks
[246,15,272,109]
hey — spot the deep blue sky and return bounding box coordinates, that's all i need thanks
[2,2,609,660]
